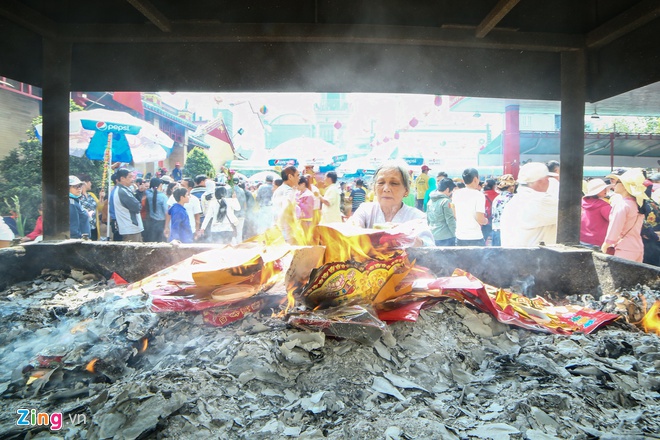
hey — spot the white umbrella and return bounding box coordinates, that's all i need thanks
[247,171,280,183]
[269,137,346,167]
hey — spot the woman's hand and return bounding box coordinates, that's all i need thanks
[601,242,612,254]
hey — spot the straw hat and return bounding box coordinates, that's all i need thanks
[618,168,648,207]
[584,178,609,197]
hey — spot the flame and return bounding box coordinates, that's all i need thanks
[641,300,660,335]
[140,338,149,353]
[314,224,400,264]
[85,358,98,373]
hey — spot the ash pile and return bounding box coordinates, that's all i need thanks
[1,269,659,440]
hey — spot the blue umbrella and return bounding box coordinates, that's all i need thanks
[35,109,174,163]
[73,109,173,163]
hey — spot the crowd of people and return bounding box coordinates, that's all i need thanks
[5,159,660,266]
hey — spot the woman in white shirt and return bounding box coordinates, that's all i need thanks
[201,186,241,245]
[348,162,434,247]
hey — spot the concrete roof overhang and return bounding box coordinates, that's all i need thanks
[1,0,659,106]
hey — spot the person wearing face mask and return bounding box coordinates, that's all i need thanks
[69,175,91,239]
[348,161,434,246]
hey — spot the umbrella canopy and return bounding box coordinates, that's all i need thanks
[37,109,174,163]
[269,137,346,168]
[247,170,280,183]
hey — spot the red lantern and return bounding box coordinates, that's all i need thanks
[394,132,400,139]
[383,137,390,143]
[409,117,418,128]
[434,95,443,107]
[334,121,342,129]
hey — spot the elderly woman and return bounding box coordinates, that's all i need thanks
[601,169,647,262]
[349,162,434,246]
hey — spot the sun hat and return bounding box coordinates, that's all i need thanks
[649,172,660,182]
[69,176,82,186]
[517,162,557,184]
[584,178,609,197]
[605,168,626,181]
[497,174,516,189]
[618,168,649,207]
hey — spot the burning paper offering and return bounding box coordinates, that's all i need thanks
[421,269,620,335]
[314,222,426,264]
[299,253,411,309]
[132,244,325,323]
[133,223,622,338]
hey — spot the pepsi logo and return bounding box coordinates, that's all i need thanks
[96,121,107,131]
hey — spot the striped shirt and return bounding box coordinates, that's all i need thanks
[351,187,367,211]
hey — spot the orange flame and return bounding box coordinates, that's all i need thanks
[641,300,660,335]
[85,358,98,373]
[140,338,149,353]
[314,224,399,264]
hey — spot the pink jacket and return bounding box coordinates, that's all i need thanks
[580,197,611,246]
[604,197,644,262]
[296,189,314,221]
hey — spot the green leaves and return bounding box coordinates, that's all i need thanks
[183,147,216,179]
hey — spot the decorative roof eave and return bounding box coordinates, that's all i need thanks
[189,136,211,149]
[143,101,197,131]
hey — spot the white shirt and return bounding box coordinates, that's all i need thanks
[349,202,435,246]
[201,197,241,233]
[452,187,485,240]
[321,183,342,223]
[500,186,558,247]
[547,177,560,198]
[272,184,299,242]
[0,219,14,241]
[168,194,202,233]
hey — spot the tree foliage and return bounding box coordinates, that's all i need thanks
[609,116,660,133]
[588,116,660,133]
[0,100,103,234]
[183,147,216,179]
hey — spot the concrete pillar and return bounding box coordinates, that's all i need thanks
[558,50,586,245]
[41,39,72,240]
[503,105,520,178]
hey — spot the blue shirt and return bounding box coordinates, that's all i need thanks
[145,188,168,221]
[69,196,91,238]
[172,167,182,182]
[109,186,117,220]
[168,203,193,243]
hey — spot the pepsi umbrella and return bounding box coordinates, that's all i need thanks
[36,109,173,163]
[69,109,173,163]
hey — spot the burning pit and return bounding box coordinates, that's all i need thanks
[0,241,659,439]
